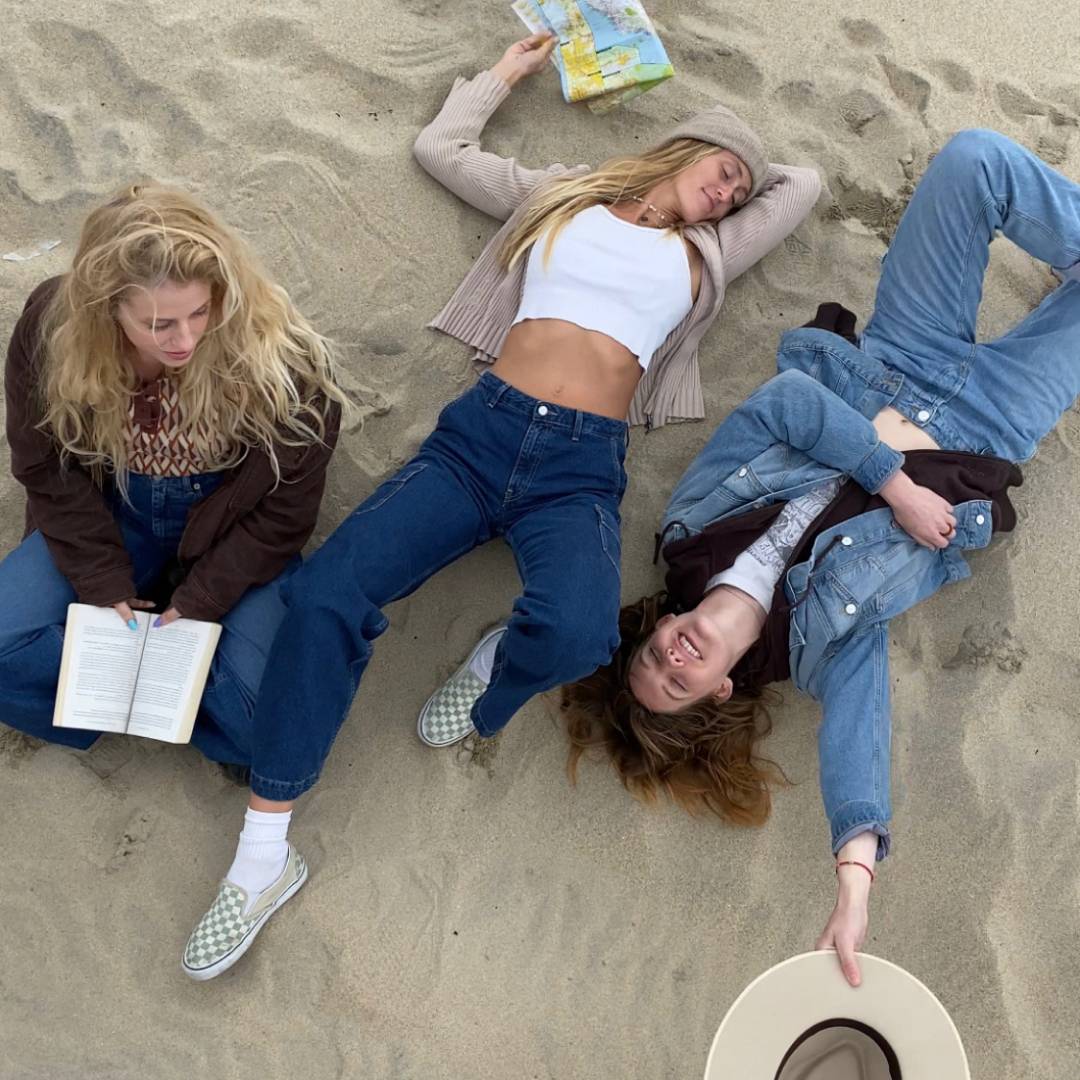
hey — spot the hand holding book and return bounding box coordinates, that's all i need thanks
[53,603,222,744]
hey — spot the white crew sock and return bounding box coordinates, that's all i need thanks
[468,631,503,685]
[226,808,291,909]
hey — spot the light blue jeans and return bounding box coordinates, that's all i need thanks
[662,129,1080,857]
[0,472,297,765]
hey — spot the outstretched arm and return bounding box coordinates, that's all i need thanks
[413,34,580,222]
[812,622,893,988]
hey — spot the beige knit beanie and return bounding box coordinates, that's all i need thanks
[661,104,768,200]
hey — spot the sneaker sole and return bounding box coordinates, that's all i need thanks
[417,626,505,748]
[181,861,309,982]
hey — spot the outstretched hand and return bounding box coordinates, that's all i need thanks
[816,892,869,987]
[879,469,957,549]
[491,33,558,88]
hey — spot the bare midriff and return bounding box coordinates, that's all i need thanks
[872,405,941,452]
[492,318,645,420]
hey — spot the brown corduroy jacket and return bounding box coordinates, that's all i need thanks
[4,277,340,621]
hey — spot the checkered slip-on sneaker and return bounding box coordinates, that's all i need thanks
[418,626,506,748]
[181,845,308,982]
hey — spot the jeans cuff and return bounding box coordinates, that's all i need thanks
[830,805,892,861]
[853,442,904,494]
[250,769,320,802]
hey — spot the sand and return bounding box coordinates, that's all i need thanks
[2,1,1079,1077]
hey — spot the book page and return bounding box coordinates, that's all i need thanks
[126,617,222,744]
[52,605,148,733]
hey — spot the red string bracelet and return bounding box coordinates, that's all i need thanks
[835,859,875,883]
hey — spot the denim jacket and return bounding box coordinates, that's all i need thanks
[660,327,1014,860]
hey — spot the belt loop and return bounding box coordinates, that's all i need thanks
[486,377,510,409]
[571,410,584,442]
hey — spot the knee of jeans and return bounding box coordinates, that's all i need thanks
[937,128,1010,169]
[0,624,61,666]
[518,602,619,686]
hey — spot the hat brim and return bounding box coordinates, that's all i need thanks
[704,952,970,1079]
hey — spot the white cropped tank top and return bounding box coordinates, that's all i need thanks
[511,204,693,370]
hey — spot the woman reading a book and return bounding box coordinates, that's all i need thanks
[0,184,347,772]
[560,129,1080,989]
[176,32,821,981]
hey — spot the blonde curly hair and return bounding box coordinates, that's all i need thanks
[38,182,350,491]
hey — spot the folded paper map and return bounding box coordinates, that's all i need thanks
[512,0,674,113]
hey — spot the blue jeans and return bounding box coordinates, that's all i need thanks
[247,373,627,801]
[661,130,1080,857]
[0,472,296,765]
[859,128,1080,461]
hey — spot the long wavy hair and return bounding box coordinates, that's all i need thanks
[562,592,787,826]
[499,138,725,270]
[38,182,350,491]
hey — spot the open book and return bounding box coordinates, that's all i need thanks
[52,603,222,744]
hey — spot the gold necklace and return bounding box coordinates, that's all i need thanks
[629,195,675,227]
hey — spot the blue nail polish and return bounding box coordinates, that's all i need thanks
[153,616,162,629]
[127,618,139,631]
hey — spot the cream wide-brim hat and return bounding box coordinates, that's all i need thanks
[704,952,970,1080]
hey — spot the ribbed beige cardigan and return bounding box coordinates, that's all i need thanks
[415,71,822,429]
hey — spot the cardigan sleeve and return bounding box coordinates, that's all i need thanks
[716,164,822,285]
[413,70,579,222]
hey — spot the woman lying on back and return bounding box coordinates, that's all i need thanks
[563,128,1080,986]
[176,32,821,981]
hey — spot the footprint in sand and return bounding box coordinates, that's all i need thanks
[995,82,1079,128]
[107,808,156,873]
[931,59,976,94]
[943,623,1028,675]
[837,89,888,137]
[0,728,44,767]
[877,56,931,115]
[80,736,134,780]
[455,731,501,779]
[671,16,765,98]
[831,174,913,244]
[839,18,888,48]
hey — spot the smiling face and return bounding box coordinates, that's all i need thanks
[115,278,213,377]
[670,150,752,225]
[627,611,735,714]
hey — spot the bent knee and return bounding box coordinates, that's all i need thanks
[936,128,1013,168]
[520,607,620,686]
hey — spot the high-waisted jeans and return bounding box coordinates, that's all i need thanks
[246,373,628,801]
[0,472,297,765]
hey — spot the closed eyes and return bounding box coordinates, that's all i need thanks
[148,304,210,331]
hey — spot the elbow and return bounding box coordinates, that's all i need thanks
[412,127,436,172]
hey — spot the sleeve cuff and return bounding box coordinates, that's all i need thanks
[853,441,904,494]
[169,581,228,623]
[831,819,891,862]
[466,69,514,110]
[75,569,137,609]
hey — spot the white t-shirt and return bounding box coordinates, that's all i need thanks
[705,479,843,609]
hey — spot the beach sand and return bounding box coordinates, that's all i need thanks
[1,2,1079,1077]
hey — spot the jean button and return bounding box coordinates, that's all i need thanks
[738,467,748,477]
[975,513,985,525]
[916,409,931,423]
[844,602,858,615]
[193,482,201,491]
[841,536,853,546]
[537,405,549,417]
